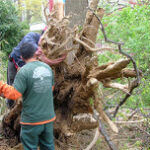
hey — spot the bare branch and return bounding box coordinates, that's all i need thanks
[127,109,138,120]
[94,93,119,133]
[43,2,49,24]
[44,35,59,46]
[87,7,124,45]
[89,59,130,80]
[103,82,130,94]
[115,119,145,124]
[75,37,115,52]
[84,128,100,150]
[88,79,119,133]
[136,125,150,137]
[93,110,118,150]
[48,36,73,57]
[113,79,138,117]
[82,36,96,47]
[118,44,140,84]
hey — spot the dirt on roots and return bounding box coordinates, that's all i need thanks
[0,118,149,150]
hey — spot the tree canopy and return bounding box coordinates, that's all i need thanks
[17,0,45,23]
[0,0,29,54]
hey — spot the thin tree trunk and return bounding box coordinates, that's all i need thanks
[65,0,88,27]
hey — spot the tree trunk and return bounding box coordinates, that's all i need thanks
[65,0,88,27]
[26,10,32,23]
[65,0,88,64]
[17,0,22,21]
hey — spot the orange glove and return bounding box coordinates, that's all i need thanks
[0,81,22,100]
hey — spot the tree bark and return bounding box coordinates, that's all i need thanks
[65,0,88,27]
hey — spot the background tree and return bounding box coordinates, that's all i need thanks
[17,0,44,23]
[0,0,29,55]
[65,0,88,27]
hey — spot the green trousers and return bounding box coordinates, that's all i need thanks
[20,122,55,150]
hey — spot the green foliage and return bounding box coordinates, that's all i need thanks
[0,52,8,115]
[89,97,94,106]
[97,5,150,108]
[134,140,142,147]
[98,51,121,65]
[98,5,150,73]
[0,0,29,55]
[18,0,43,23]
[130,78,150,107]
[95,138,102,148]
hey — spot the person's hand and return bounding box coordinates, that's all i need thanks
[35,45,68,65]
[47,53,67,65]
[17,67,20,72]
[38,52,67,65]
[0,81,22,100]
[35,46,43,57]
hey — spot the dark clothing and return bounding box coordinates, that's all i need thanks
[7,60,17,85]
[6,60,17,108]
[10,32,40,68]
[20,122,55,150]
[7,32,40,108]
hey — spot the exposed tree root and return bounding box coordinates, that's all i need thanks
[1,0,142,149]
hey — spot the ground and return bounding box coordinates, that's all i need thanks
[0,108,149,150]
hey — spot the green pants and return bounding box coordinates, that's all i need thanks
[20,122,55,150]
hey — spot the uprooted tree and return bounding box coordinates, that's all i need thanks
[2,0,141,149]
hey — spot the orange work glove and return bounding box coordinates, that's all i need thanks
[0,81,22,100]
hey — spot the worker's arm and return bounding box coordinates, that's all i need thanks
[39,53,67,65]
[0,81,22,100]
[35,47,67,65]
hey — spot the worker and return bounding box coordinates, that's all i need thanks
[7,31,66,108]
[0,42,56,150]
